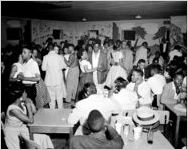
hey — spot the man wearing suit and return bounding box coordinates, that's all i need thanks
[160,38,170,61]
[70,110,124,149]
[42,43,66,109]
[88,42,108,85]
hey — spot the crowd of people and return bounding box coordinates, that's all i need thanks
[1,35,187,149]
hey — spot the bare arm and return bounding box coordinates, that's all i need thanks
[64,54,75,67]
[83,65,96,73]
[9,65,18,82]
[10,104,34,124]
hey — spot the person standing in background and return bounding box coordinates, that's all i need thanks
[64,44,80,104]
[42,43,66,109]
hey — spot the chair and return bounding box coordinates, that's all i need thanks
[19,135,41,149]
[155,110,170,134]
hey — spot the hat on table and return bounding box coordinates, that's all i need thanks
[132,106,159,126]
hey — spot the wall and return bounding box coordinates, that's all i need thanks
[171,16,187,33]
[1,17,27,48]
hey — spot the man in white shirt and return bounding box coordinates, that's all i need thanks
[68,83,120,135]
[147,65,166,108]
[18,46,41,105]
[169,45,182,62]
[134,42,148,66]
[126,69,153,106]
[42,43,66,109]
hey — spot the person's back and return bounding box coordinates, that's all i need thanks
[70,110,124,149]
[42,51,65,86]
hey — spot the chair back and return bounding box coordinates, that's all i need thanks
[1,112,6,137]
[156,110,170,124]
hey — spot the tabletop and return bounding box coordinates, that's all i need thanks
[164,103,186,117]
[28,109,73,128]
[125,130,174,149]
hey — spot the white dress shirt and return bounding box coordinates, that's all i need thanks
[147,74,166,95]
[68,94,121,125]
[134,46,148,65]
[110,88,138,110]
[126,81,152,105]
[22,58,40,84]
[42,51,66,86]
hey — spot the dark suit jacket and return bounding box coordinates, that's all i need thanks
[70,126,124,149]
[88,50,108,84]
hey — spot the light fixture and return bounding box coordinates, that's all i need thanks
[82,17,87,22]
[135,15,142,19]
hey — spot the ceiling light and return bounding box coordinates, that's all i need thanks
[135,15,142,19]
[82,18,87,22]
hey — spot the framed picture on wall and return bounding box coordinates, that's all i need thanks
[124,30,136,41]
[7,28,22,40]
[88,30,99,38]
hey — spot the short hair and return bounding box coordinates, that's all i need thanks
[87,110,105,132]
[133,69,144,77]
[150,64,161,73]
[174,72,183,79]
[142,42,148,46]
[77,49,86,59]
[22,45,32,53]
[68,44,75,49]
[47,42,54,51]
[9,82,25,103]
[84,82,97,95]
[114,77,129,92]
[137,59,146,64]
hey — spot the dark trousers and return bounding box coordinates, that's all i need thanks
[24,84,36,105]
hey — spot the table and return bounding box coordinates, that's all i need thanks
[125,131,174,149]
[164,103,187,148]
[28,109,73,145]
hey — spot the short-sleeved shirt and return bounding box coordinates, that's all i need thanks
[126,81,153,105]
[79,60,92,73]
[147,74,166,95]
[22,58,40,84]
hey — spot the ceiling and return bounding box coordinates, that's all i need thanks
[2,1,187,22]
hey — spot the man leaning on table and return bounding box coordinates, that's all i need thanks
[70,110,124,149]
[68,82,121,135]
[161,72,186,105]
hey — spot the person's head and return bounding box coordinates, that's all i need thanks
[77,49,88,60]
[63,46,69,55]
[83,82,97,97]
[131,69,144,83]
[9,83,27,104]
[108,39,114,47]
[155,51,161,58]
[22,46,32,61]
[174,45,182,51]
[93,43,100,53]
[142,42,148,48]
[87,110,105,133]
[173,73,183,87]
[32,49,38,58]
[122,40,127,49]
[150,64,161,76]
[68,44,75,53]
[116,40,122,48]
[113,77,129,93]
[137,59,146,70]
[54,46,59,54]
[86,44,93,53]
[103,41,109,49]
[47,42,54,51]
[127,41,132,48]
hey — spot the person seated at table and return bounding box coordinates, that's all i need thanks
[161,72,185,105]
[126,69,153,107]
[147,64,166,108]
[110,77,138,111]
[4,83,54,149]
[68,82,121,135]
[70,110,124,149]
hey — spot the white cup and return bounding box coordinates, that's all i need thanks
[133,126,142,140]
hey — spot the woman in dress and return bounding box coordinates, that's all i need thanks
[105,45,128,88]
[4,84,54,149]
[77,49,97,99]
